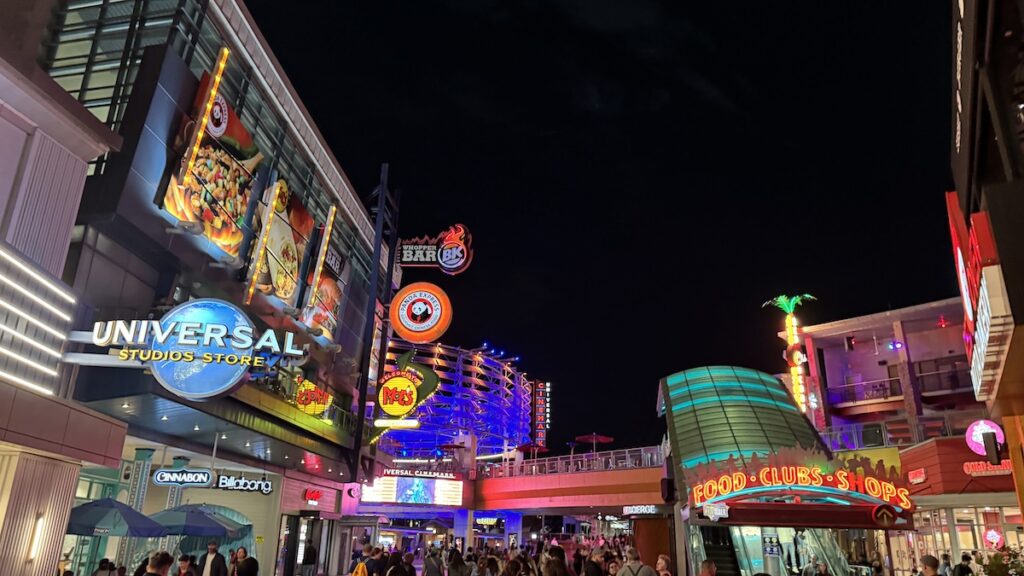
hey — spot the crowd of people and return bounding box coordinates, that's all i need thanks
[71,540,261,576]
[347,539,674,576]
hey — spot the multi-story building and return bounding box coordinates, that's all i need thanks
[0,2,128,576]
[17,1,397,575]
[945,0,1024,526]
[797,299,1019,573]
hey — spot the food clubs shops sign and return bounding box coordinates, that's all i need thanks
[688,464,914,512]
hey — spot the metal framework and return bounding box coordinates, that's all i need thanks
[376,340,532,459]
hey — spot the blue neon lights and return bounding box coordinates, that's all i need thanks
[671,395,798,413]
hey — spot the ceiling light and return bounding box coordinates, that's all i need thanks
[328,468,332,473]
[161,415,168,421]
[193,424,200,431]
[284,454,289,459]
[220,433,227,440]
[121,401,130,409]
[245,441,250,447]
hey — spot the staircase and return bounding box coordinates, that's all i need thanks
[700,527,741,576]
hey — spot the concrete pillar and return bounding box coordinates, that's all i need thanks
[892,321,922,441]
[454,509,474,553]
[0,451,81,576]
[504,512,523,551]
[117,448,155,566]
[158,456,190,552]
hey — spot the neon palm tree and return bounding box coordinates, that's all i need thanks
[763,294,816,413]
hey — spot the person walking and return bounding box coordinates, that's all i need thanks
[448,550,472,576]
[236,547,258,576]
[178,555,197,576]
[302,540,318,576]
[655,556,671,576]
[403,554,417,576]
[147,553,176,576]
[952,554,974,576]
[583,551,604,576]
[939,555,952,576]
[424,550,445,576]
[698,560,716,576]
[618,549,656,576]
[921,556,940,576]
[384,552,405,576]
[198,541,228,576]
[93,559,114,576]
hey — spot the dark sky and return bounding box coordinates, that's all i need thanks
[246,1,958,452]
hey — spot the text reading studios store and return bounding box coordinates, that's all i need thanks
[48,7,392,576]
[662,367,916,576]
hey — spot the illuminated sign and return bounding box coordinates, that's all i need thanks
[985,528,1005,549]
[217,475,273,494]
[304,488,323,506]
[533,381,551,447]
[371,351,440,433]
[389,282,453,344]
[400,225,474,275]
[907,468,927,485]
[153,468,212,487]
[963,459,1012,477]
[703,502,730,521]
[295,377,333,416]
[764,294,817,417]
[965,419,1004,456]
[476,517,499,526]
[383,468,458,480]
[622,505,659,515]
[92,299,304,400]
[688,465,914,511]
[946,193,1011,400]
[360,475,464,506]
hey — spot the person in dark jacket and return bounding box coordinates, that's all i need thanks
[235,547,258,576]
[198,541,228,576]
[584,551,605,576]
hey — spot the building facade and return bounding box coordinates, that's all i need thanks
[796,299,1017,574]
[0,2,127,576]
[18,0,394,574]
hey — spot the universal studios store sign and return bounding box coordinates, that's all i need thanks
[91,299,305,400]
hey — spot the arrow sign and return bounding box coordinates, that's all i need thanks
[872,504,897,528]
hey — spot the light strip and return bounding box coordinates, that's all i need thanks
[245,182,282,305]
[0,298,66,339]
[0,248,75,304]
[0,367,52,395]
[0,344,58,376]
[0,324,62,358]
[28,513,45,560]
[476,451,517,461]
[306,205,337,310]
[181,46,230,191]
[374,418,420,429]
[0,274,72,321]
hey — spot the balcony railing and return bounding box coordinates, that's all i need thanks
[917,368,973,394]
[477,446,664,478]
[820,409,988,451]
[827,377,902,405]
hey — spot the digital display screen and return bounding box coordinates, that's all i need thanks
[361,475,463,506]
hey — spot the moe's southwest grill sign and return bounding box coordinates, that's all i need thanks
[92,299,304,400]
[370,351,440,435]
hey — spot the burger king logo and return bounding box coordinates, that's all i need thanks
[389,282,452,344]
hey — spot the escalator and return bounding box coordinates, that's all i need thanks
[700,526,742,576]
[803,528,852,576]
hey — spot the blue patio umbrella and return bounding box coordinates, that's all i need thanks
[67,498,167,537]
[150,504,248,537]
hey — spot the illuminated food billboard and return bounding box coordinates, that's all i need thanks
[249,178,315,307]
[301,209,346,340]
[162,72,265,257]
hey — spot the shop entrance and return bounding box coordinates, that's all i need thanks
[276,513,325,576]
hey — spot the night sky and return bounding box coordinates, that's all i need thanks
[246,1,958,452]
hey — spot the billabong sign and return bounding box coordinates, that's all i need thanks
[400,224,474,275]
[91,299,305,400]
[153,468,212,487]
[217,475,273,494]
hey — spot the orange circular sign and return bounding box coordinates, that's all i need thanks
[389,282,452,344]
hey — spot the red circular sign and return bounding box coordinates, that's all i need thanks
[389,282,452,343]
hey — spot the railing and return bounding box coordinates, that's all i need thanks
[821,409,988,451]
[477,446,663,478]
[917,368,973,394]
[827,377,902,405]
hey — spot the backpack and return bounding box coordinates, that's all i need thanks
[353,562,369,576]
